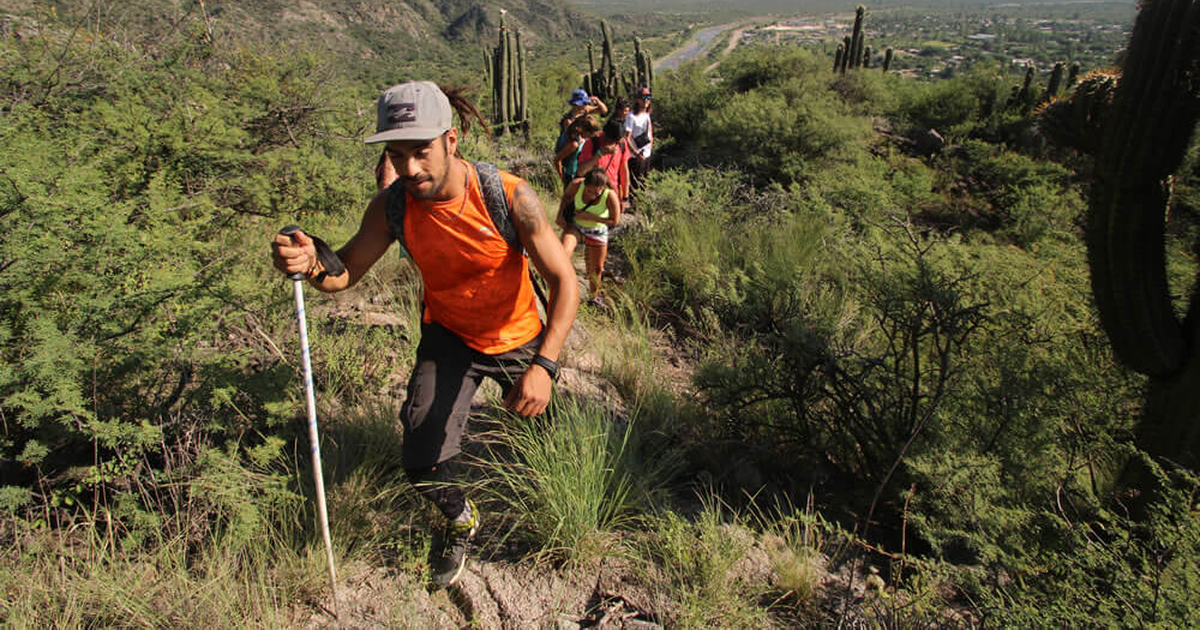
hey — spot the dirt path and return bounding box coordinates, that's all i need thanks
[704,24,752,73]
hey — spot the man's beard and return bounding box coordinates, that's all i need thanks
[404,139,452,200]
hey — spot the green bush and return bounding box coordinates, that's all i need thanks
[0,23,369,499]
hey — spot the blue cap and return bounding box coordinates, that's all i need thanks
[569,89,590,106]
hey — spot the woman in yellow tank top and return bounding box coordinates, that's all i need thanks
[556,167,622,306]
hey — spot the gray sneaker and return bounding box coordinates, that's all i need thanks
[429,500,477,589]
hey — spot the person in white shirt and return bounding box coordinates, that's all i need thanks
[624,87,653,200]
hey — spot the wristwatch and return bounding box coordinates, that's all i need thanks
[531,354,559,380]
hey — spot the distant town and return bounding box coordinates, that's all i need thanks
[735,3,1134,79]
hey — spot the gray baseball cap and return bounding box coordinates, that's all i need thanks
[364,81,452,144]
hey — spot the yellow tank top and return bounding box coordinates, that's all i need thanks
[572,185,610,229]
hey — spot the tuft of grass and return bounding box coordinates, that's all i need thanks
[469,393,671,565]
[640,495,772,629]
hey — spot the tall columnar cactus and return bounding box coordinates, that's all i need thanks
[601,20,616,96]
[1085,0,1200,469]
[1046,61,1065,101]
[634,37,653,93]
[1016,65,1035,110]
[486,12,529,135]
[580,21,651,102]
[863,46,872,69]
[586,42,596,95]
[850,6,866,68]
[841,36,852,73]
[835,44,845,73]
[1036,70,1118,153]
[516,29,528,133]
[882,47,893,72]
[483,49,493,91]
[1067,61,1081,87]
[494,17,509,132]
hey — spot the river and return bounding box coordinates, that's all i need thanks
[655,21,747,71]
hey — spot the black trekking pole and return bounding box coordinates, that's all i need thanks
[279,225,339,606]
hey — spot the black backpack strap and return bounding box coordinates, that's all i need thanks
[383,180,411,259]
[473,161,550,315]
[472,161,522,253]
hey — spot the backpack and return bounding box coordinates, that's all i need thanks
[384,161,548,310]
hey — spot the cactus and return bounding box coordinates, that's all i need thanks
[883,47,893,72]
[634,37,654,93]
[1084,0,1200,470]
[487,11,529,135]
[841,36,852,73]
[1016,65,1035,111]
[1067,61,1081,87]
[516,29,528,134]
[579,21,652,102]
[483,49,493,92]
[863,46,872,69]
[1035,70,1118,153]
[495,17,509,133]
[1046,61,1065,101]
[835,44,845,73]
[586,42,596,95]
[850,6,866,68]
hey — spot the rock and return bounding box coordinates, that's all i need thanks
[911,127,946,157]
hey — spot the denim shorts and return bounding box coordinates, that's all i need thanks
[574,223,609,246]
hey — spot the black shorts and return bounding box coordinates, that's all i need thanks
[399,321,542,469]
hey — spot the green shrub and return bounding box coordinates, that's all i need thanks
[0,23,368,494]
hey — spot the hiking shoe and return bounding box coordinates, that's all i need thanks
[429,500,477,589]
[589,295,606,308]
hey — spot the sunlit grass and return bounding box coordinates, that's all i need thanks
[468,393,672,565]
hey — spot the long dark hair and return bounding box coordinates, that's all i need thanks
[439,84,490,138]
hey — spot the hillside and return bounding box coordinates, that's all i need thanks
[3,0,1200,626]
[0,0,613,85]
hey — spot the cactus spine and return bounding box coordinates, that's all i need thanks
[1086,0,1200,469]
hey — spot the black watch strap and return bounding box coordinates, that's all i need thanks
[531,354,559,380]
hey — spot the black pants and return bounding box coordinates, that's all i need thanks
[629,154,650,198]
[400,322,542,518]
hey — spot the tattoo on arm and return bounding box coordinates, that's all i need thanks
[512,181,548,234]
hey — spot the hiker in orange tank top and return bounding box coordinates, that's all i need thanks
[271,82,578,590]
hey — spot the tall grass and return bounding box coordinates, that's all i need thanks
[640,495,772,629]
[469,393,673,565]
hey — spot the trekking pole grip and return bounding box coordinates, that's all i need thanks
[278,225,307,281]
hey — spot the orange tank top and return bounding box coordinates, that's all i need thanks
[404,162,542,354]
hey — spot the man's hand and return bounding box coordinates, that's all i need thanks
[272,230,317,277]
[503,365,552,417]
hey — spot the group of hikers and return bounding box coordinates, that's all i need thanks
[270,79,652,590]
[553,86,653,306]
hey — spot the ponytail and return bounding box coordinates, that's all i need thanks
[439,84,490,138]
